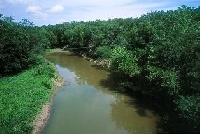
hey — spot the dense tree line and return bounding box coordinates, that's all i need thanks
[0,5,199,132]
[43,6,200,131]
[0,15,58,133]
[0,15,50,75]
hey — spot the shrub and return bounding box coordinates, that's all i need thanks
[96,46,112,59]
[111,46,141,76]
[176,95,200,129]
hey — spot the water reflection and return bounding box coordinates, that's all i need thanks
[43,52,161,134]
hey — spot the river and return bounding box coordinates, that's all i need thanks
[42,52,162,134]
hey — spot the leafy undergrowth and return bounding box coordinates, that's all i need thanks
[0,62,55,133]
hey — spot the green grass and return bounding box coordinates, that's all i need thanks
[0,61,56,133]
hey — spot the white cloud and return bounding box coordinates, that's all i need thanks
[3,0,198,25]
[26,5,47,20]
[67,5,142,22]
[26,5,41,13]
[49,5,64,13]
[57,0,170,22]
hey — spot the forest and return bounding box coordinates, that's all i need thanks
[0,14,57,133]
[0,6,199,133]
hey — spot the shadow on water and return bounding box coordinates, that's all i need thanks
[97,72,166,133]
[97,67,199,133]
[45,52,197,134]
[49,53,165,133]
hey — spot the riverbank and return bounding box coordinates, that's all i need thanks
[42,51,162,134]
[0,61,64,133]
[50,48,111,69]
[32,62,65,134]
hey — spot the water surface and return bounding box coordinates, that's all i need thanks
[43,52,160,134]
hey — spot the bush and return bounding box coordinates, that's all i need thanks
[146,66,180,95]
[0,17,49,75]
[95,46,112,59]
[111,46,141,76]
[176,95,200,129]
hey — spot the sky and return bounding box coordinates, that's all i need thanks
[0,0,199,25]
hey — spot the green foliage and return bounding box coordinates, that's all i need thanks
[176,95,200,129]
[110,46,127,70]
[11,5,197,130]
[43,6,200,128]
[0,16,49,74]
[0,15,58,133]
[111,46,141,76]
[146,66,180,95]
[0,61,55,133]
[95,46,112,59]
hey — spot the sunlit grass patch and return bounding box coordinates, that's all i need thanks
[0,62,55,133]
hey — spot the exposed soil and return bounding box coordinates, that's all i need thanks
[32,68,65,134]
[32,49,109,134]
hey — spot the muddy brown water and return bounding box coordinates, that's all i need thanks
[43,52,162,134]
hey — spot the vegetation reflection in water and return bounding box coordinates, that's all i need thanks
[43,52,160,134]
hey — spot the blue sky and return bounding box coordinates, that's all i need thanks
[0,0,199,25]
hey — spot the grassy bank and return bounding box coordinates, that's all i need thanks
[0,61,60,133]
